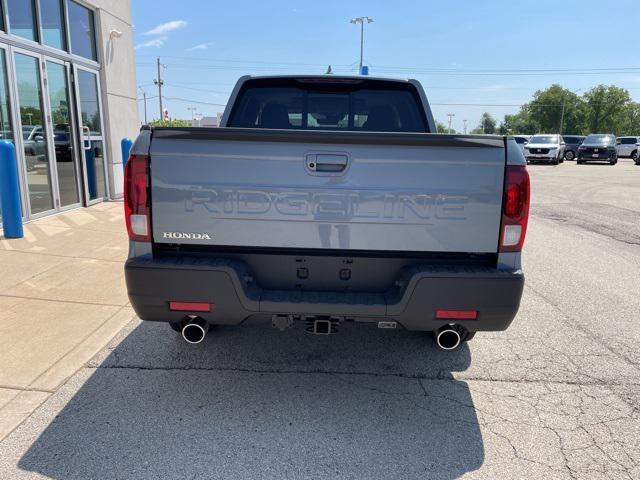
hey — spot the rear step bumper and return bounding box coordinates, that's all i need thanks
[125,255,524,332]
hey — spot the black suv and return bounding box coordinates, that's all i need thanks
[562,135,585,161]
[577,134,618,165]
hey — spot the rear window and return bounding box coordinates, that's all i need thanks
[228,78,428,133]
[564,136,581,143]
[514,137,527,144]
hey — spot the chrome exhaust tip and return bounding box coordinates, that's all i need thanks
[181,317,208,344]
[435,325,462,351]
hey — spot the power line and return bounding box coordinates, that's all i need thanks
[163,96,227,107]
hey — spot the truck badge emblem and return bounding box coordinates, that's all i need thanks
[163,232,211,240]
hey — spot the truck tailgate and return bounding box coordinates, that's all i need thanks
[149,129,506,253]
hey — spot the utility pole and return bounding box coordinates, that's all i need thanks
[350,16,373,74]
[463,119,468,135]
[447,113,455,134]
[559,100,565,135]
[138,86,147,124]
[153,57,164,120]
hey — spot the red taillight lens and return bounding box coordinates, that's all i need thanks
[124,154,151,242]
[500,165,530,252]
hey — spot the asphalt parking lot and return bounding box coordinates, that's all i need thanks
[1,159,639,479]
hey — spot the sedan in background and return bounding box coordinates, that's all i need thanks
[562,135,585,161]
[616,136,640,162]
[577,134,618,165]
[524,134,565,164]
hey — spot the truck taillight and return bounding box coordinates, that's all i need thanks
[500,165,530,252]
[124,154,151,242]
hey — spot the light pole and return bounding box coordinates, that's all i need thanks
[187,107,197,124]
[138,86,148,125]
[350,16,373,74]
[447,113,455,134]
[463,119,468,135]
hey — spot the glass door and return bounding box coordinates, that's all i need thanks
[12,49,56,217]
[44,59,81,209]
[72,65,108,204]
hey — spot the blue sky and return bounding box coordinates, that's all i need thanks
[132,0,640,131]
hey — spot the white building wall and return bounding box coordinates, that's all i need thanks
[88,0,138,198]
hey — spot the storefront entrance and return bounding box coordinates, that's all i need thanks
[7,45,108,219]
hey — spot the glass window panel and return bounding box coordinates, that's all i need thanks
[7,0,38,42]
[67,0,96,60]
[14,53,54,214]
[77,70,101,134]
[47,62,79,206]
[0,49,14,223]
[0,50,13,144]
[40,0,66,51]
[77,69,105,200]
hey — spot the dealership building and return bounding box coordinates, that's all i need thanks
[0,0,137,223]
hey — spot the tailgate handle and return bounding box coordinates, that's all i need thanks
[306,154,348,173]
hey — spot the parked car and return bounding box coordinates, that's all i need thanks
[523,134,565,164]
[616,136,640,161]
[123,75,530,352]
[513,135,530,155]
[577,134,618,165]
[22,125,46,172]
[562,135,585,161]
[53,124,73,162]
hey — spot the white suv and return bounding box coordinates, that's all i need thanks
[616,136,640,162]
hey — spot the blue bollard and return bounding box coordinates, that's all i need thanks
[0,140,24,238]
[121,138,133,170]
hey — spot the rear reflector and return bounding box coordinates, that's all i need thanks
[169,302,212,312]
[500,165,530,252]
[436,310,478,320]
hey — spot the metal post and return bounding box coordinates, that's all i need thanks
[142,91,147,124]
[121,138,133,170]
[138,86,148,125]
[0,141,24,239]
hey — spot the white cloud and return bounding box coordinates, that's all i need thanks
[144,20,187,36]
[135,36,167,49]
[188,42,213,51]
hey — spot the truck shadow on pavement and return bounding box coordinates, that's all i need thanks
[18,321,484,479]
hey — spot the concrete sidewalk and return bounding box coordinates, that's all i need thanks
[0,202,135,441]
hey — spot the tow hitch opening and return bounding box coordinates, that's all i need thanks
[306,317,339,335]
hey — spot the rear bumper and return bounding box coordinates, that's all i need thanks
[125,255,524,332]
[578,151,616,161]
[526,155,555,162]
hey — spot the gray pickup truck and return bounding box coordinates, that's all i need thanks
[124,75,529,351]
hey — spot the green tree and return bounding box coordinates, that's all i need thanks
[435,120,457,134]
[524,84,583,135]
[149,118,191,127]
[620,102,640,135]
[435,120,448,133]
[470,112,497,134]
[581,85,631,135]
[498,111,538,135]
